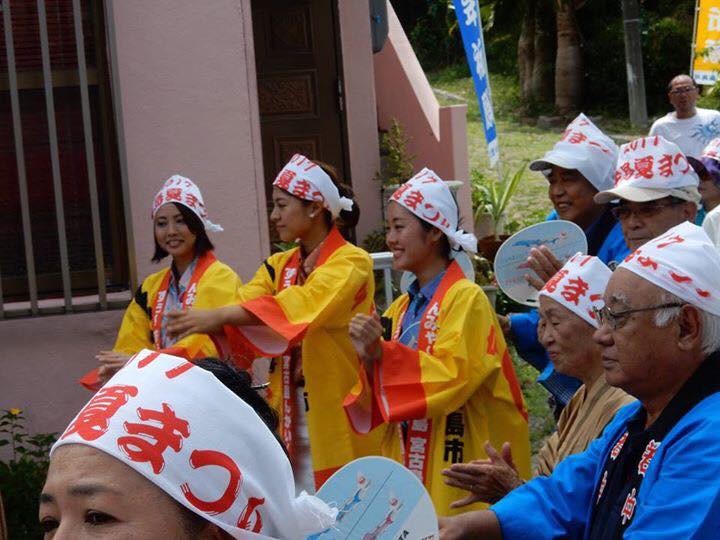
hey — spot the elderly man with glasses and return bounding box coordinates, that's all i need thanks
[649,74,720,158]
[593,136,700,252]
[439,221,720,539]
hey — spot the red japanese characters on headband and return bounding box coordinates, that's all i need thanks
[52,351,336,540]
[391,167,477,253]
[619,221,720,316]
[273,154,353,218]
[539,253,612,327]
[152,175,223,232]
[595,136,701,204]
[613,136,697,190]
[529,113,619,192]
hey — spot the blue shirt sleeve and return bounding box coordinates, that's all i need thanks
[491,404,639,539]
[508,310,547,372]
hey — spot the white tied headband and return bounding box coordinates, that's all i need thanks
[539,253,612,328]
[273,154,353,218]
[619,221,720,316]
[152,175,224,232]
[391,167,478,253]
[52,350,336,539]
[530,113,619,192]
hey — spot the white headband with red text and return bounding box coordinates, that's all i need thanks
[539,253,612,328]
[273,154,353,218]
[51,350,336,539]
[619,221,720,317]
[391,167,477,253]
[152,175,223,232]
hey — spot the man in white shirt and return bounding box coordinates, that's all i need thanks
[649,74,720,157]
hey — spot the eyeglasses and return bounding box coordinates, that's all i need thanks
[610,200,683,221]
[592,303,684,330]
[669,85,697,95]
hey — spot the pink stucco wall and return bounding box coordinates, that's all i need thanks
[338,1,382,244]
[374,3,472,224]
[0,311,124,436]
[111,0,268,283]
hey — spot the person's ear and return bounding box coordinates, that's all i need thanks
[683,201,698,221]
[677,305,702,352]
[307,201,323,219]
[427,226,444,246]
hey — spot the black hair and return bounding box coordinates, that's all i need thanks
[191,358,287,456]
[417,217,453,260]
[667,74,699,92]
[295,160,361,229]
[152,203,215,263]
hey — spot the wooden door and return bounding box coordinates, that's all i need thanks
[252,0,347,234]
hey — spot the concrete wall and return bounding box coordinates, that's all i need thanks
[373,3,473,225]
[110,0,268,283]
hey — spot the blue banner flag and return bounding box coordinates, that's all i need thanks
[452,0,500,167]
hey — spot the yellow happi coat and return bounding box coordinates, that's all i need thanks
[345,260,531,515]
[80,252,242,390]
[223,227,384,488]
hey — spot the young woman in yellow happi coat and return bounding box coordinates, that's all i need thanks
[345,168,531,516]
[80,175,241,391]
[167,154,383,491]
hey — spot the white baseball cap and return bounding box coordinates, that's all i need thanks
[594,136,701,204]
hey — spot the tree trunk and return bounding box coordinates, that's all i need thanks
[554,1,583,115]
[531,0,555,104]
[518,0,536,103]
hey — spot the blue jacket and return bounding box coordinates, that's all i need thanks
[492,391,720,539]
[509,210,630,405]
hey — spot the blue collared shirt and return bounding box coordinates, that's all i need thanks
[398,270,446,350]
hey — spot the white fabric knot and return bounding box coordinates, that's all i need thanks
[291,491,338,535]
[338,196,354,212]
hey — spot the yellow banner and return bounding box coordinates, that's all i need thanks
[694,0,720,85]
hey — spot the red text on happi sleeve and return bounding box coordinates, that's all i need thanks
[62,385,138,441]
[117,403,190,474]
[181,449,242,515]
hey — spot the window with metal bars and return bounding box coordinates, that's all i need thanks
[0,0,128,317]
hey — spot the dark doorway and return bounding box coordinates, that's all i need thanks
[251,0,348,239]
